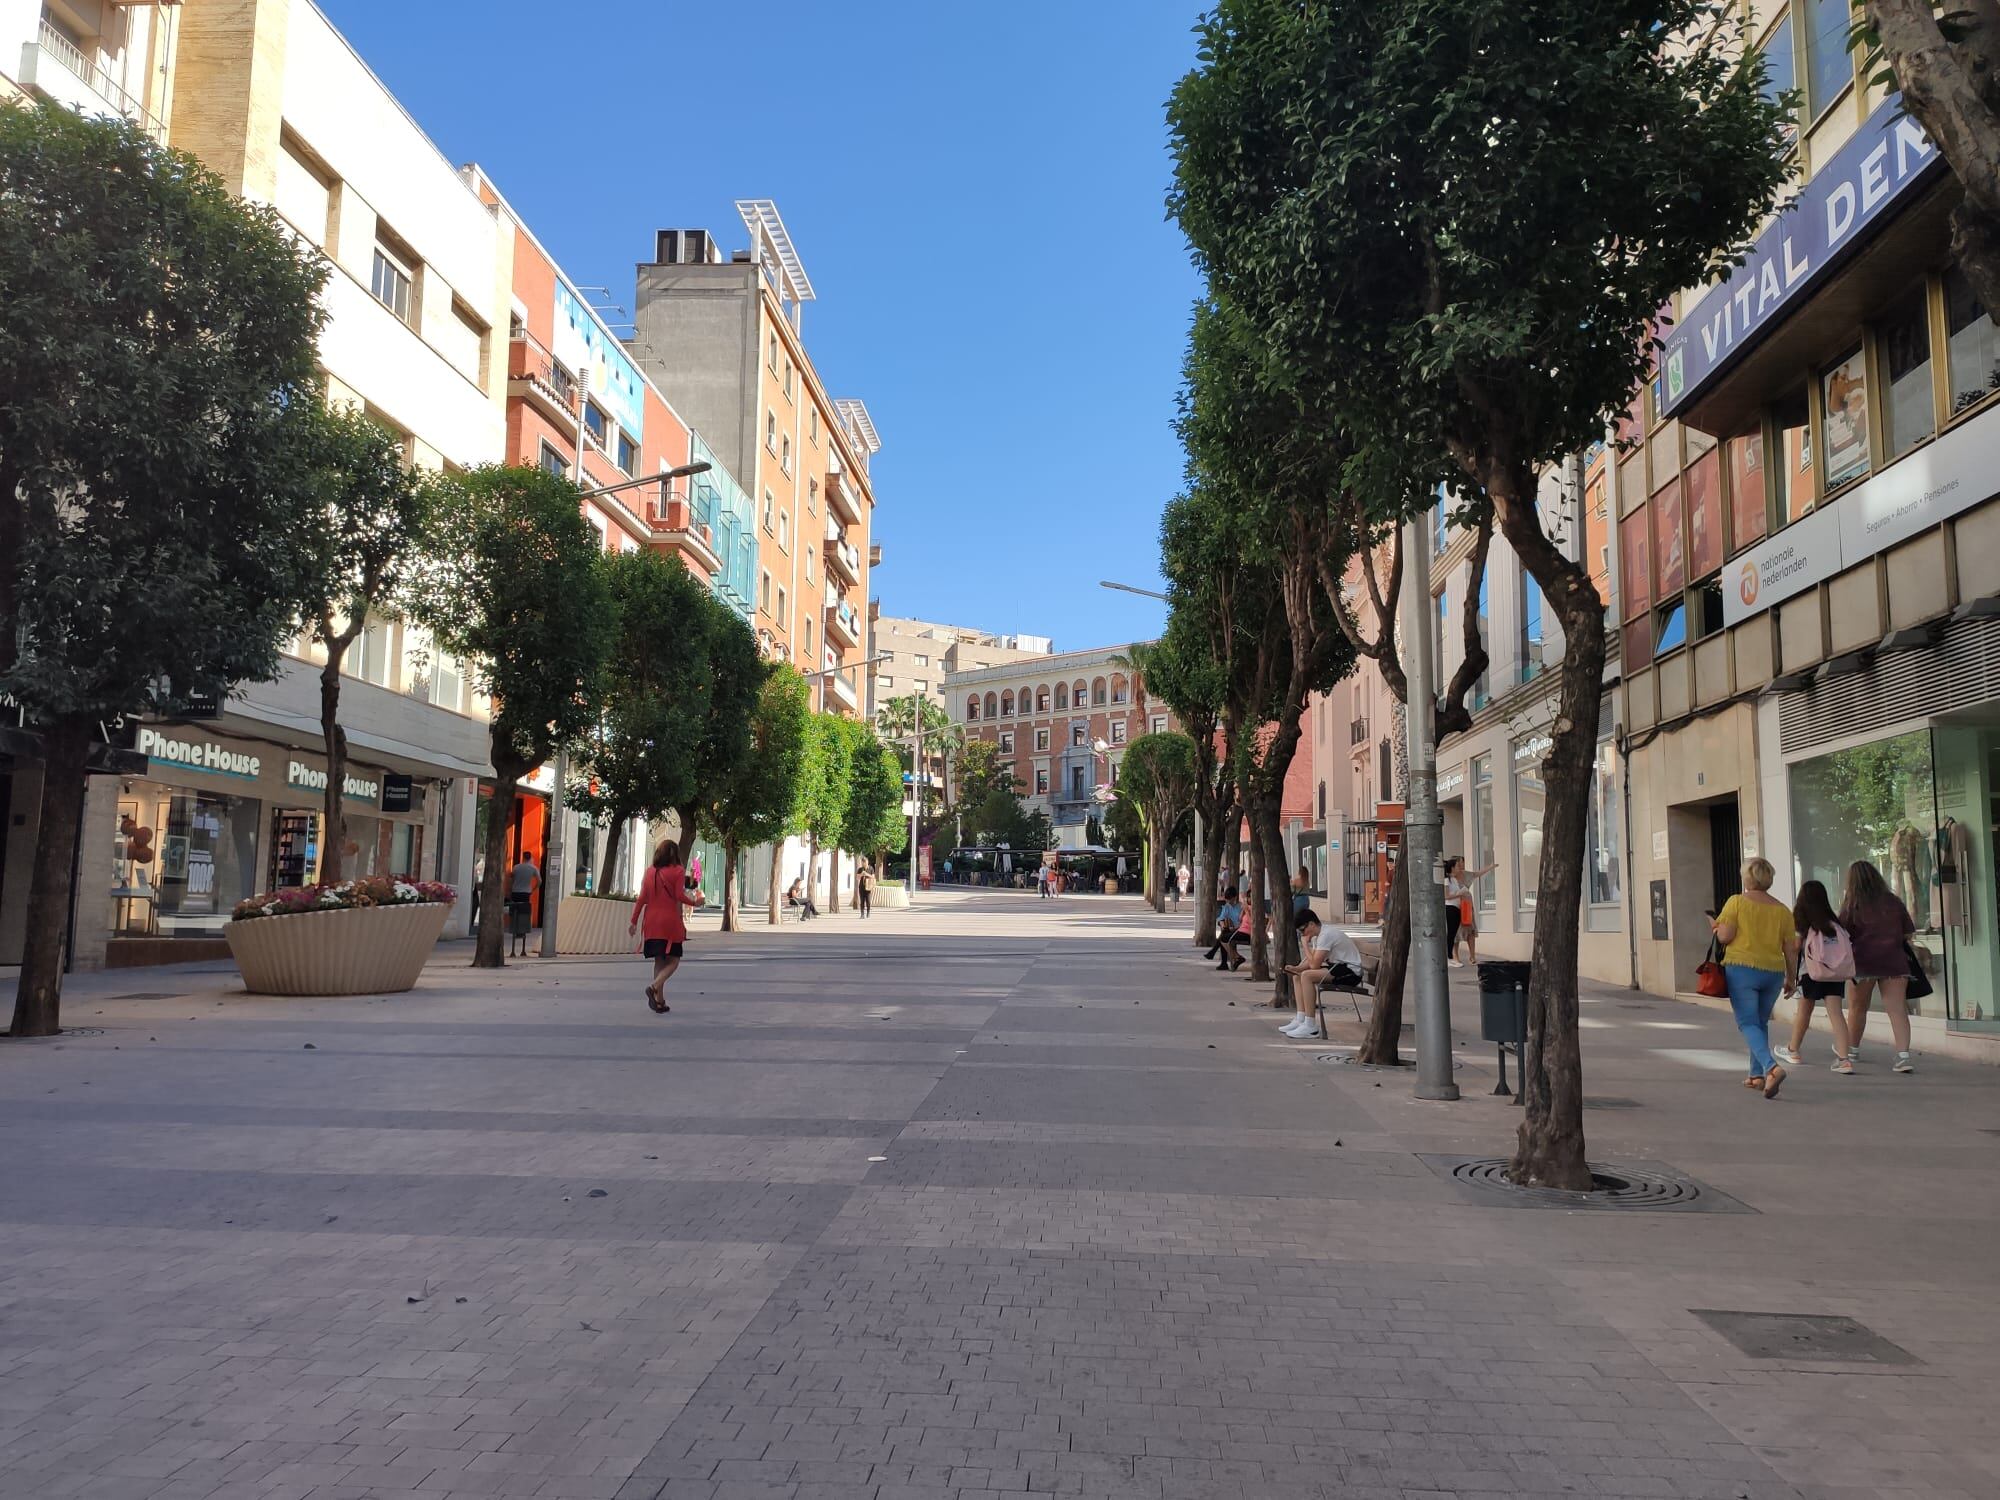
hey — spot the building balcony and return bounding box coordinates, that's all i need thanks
[825,461,862,526]
[827,598,862,649]
[827,671,858,711]
[650,496,723,576]
[20,21,163,139]
[823,519,862,586]
[507,333,579,430]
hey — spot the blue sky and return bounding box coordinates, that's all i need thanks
[318,0,1205,653]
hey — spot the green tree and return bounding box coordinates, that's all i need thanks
[1170,0,1789,1185]
[790,713,855,913]
[292,406,436,886]
[669,593,761,866]
[840,728,906,875]
[1116,733,1199,910]
[876,692,958,828]
[0,106,329,1036]
[1141,600,1234,945]
[416,466,616,968]
[700,663,809,931]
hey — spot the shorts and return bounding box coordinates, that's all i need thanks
[642,939,684,960]
[1799,976,1845,1001]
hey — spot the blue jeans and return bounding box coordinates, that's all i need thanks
[1724,964,1785,1077]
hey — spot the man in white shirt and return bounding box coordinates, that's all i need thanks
[1280,909,1364,1040]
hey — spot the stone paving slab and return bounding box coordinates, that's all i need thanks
[4,889,1999,1497]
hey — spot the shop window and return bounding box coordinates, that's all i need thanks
[117,787,261,938]
[1788,729,1944,1018]
[1654,599,1687,656]
[1620,510,1651,621]
[1883,292,1936,460]
[1468,755,1497,911]
[1652,476,1685,597]
[1774,385,1813,520]
[1685,448,1722,580]
[1512,735,1547,910]
[1804,0,1854,119]
[1821,345,1871,490]
[1587,740,1622,908]
[1945,265,2000,415]
[1725,425,1767,553]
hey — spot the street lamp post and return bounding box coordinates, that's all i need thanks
[1400,516,1458,1101]
[542,368,596,959]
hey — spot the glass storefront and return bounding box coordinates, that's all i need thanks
[1469,754,1497,912]
[1512,734,1548,911]
[1587,740,1623,910]
[114,783,262,938]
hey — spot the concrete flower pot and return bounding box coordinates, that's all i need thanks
[225,901,449,996]
[874,882,909,909]
[557,895,638,956]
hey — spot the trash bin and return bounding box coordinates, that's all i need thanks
[1477,961,1531,1046]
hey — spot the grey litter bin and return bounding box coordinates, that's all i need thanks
[1477,960,1531,1102]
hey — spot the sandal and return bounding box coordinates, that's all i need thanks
[1743,1076,1765,1089]
[1763,1063,1786,1100]
[646,986,668,1014]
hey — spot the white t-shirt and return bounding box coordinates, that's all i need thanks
[1307,925,1363,969]
[1444,875,1467,903]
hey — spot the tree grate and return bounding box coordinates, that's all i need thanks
[3,1026,107,1041]
[1314,1050,1462,1073]
[1417,1155,1752,1213]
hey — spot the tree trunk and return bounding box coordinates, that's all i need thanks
[767,841,782,926]
[1867,0,2000,316]
[1196,788,1231,945]
[598,814,626,897]
[721,839,740,932]
[1244,811,1270,982]
[825,841,841,913]
[1355,852,1412,1066]
[318,650,349,886]
[1252,796,1296,1006]
[9,716,90,1037]
[1486,460,1604,1192]
[474,768,519,970]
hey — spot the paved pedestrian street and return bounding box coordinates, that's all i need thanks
[3,890,1998,1500]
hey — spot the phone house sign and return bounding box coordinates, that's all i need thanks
[1661,102,1942,418]
[137,727,261,780]
[286,761,382,805]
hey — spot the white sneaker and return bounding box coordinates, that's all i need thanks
[1773,1046,1802,1067]
[1894,1051,1916,1073]
[1291,1022,1323,1041]
[1448,960,1464,969]
[1280,1016,1312,1037]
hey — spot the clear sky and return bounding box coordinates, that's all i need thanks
[317,0,1204,654]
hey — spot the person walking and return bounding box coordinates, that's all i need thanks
[1711,856,1799,1098]
[629,838,702,1014]
[1840,859,1918,1073]
[1443,857,1494,967]
[1168,863,1182,913]
[506,851,540,959]
[857,863,875,918]
[1779,879,1855,1073]
[1036,864,1049,899]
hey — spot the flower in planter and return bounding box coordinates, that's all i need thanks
[233,876,458,922]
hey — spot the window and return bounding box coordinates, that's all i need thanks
[539,440,568,477]
[1692,575,1726,640]
[768,335,778,370]
[1946,265,2000,413]
[1434,590,1448,695]
[879,674,894,691]
[1002,690,1015,715]
[1473,572,1490,706]
[1726,425,1767,553]
[1092,678,1107,707]
[766,412,777,454]
[354,617,393,686]
[1055,684,1068,710]
[615,430,636,474]
[1000,731,1015,754]
[430,648,463,712]
[762,491,774,531]
[1585,473,1611,603]
[784,361,795,400]
[776,585,787,621]
[915,654,930,667]
[1804,0,1853,118]
[1652,477,1685,598]
[808,479,818,512]
[1072,725,1087,747]
[1111,720,1127,745]
[1655,598,1687,656]
[1035,728,1050,752]
[780,436,792,474]
[1070,766,1086,800]
[984,692,997,718]
[1468,754,1497,910]
[778,511,789,551]
[1774,385,1813,520]
[1151,715,1167,735]
[370,244,412,323]
[803,617,814,655]
[583,402,607,445]
[759,570,772,613]
[1586,740,1622,907]
[1111,678,1128,704]
[1035,769,1050,795]
[914,678,928,692]
[1759,13,1796,116]
[1878,292,1935,462]
[1511,737,1546,909]
[809,410,819,441]
[1433,489,1449,553]
[1821,345,1870,490]
[1685,448,1722,579]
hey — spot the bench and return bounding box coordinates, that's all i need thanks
[1317,934,1383,1023]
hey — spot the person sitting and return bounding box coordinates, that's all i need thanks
[1280,909,1365,1041]
[785,874,818,920]
[1205,888,1241,964]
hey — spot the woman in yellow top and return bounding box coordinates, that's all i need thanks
[1711,857,1800,1098]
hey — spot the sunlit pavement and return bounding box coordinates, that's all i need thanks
[2,887,1996,1499]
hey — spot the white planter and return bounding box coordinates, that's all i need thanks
[874,883,909,909]
[225,902,449,996]
[557,895,638,955]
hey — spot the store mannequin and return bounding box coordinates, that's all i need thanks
[1938,816,1973,935]
[1891,821,1929,924]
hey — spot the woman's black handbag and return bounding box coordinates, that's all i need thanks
[1905,941,1935,1001]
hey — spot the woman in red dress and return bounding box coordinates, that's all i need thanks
[629,838,703,1014]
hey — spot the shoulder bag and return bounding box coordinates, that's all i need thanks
[1695,935,1730,998]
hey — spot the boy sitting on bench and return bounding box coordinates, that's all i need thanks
[1279,909,1364,1041]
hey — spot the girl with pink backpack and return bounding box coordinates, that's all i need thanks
[1781,880,1856,1074]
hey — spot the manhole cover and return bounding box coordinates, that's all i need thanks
[1417,1155,1751,1213]
[1583,1096,1643,1109]
[1692,1310,1918,1365]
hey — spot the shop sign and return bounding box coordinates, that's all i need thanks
[1436,765,1465,799]
[1512,733,1552,767]
[285,760,381,805]
[1836,401,2000,560]
[1721,504,1844,626]
[1649,879,1669,940]
[136,726,260,781]
[1661,102,1941,417]
[380,774,414,813]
